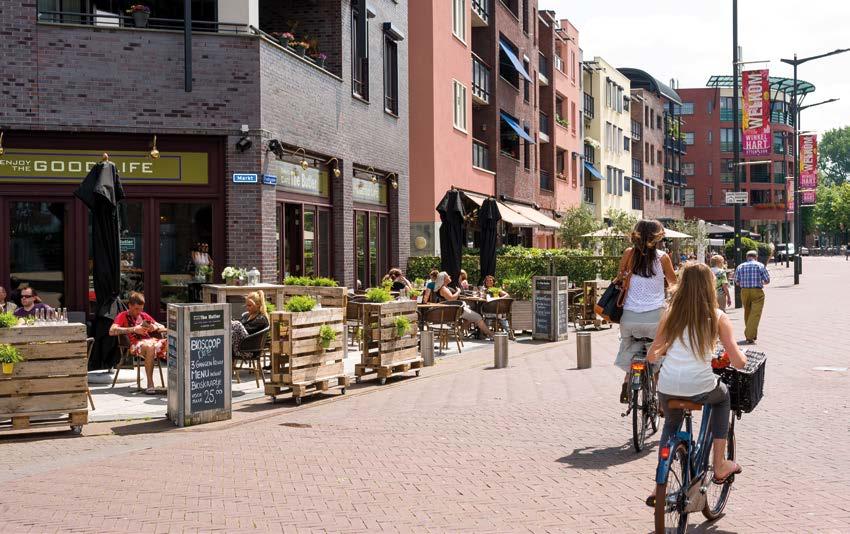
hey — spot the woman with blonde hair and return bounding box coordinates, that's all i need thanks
[230,290,270,357]
[710,255,732,311]
[645,262,747,506]
[431,271,493,338]
[614,219,677,403]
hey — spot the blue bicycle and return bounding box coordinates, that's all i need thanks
[653,399,739,533]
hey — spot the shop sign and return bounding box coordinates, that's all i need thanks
[0,149,208,185]
[799,134,818,205]
[352,176,388,206]
[232,173,258,183]
[120,238,136,252]
[741,69,771,157]
[275,161,329,198]
[262,174,277,185]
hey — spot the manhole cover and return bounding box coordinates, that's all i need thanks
[280,422,313,429]
[813,367,848,372]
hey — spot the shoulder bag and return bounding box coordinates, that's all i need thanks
[594,249,634,324]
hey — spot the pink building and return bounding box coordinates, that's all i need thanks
[552,18,583,226]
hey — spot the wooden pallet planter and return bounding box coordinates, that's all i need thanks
[356,301,421,384]
[510,300,532,332]
[0,324,89,435]
[265,308,348,405]
[281,286,347,309]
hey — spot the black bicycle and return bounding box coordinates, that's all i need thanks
[622,337,659,452]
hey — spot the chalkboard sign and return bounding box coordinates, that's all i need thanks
[189,334,226,412]
[534,294,551,335]
[190,309,225,332]
[535,278,552,291]
[167,334,178,371]
[558,292,568,335]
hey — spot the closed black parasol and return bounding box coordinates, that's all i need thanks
[478,198,501,285]
[436,189,466,288]
[74,160,125,370]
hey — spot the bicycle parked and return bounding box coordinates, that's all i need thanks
[621,337,659,452]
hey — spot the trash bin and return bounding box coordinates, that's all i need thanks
[576,331,591,369]
[494,333,509,368]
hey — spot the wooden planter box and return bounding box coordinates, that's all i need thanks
[266,308,348,404]
[281,286,347,308]
[0,324,88,434]
[356,300,421,384]
[510,300,532,332]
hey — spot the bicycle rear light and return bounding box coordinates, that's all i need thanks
[660,446,670,460]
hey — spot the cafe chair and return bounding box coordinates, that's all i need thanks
[422,306,464,355]
[234,326,269,388]
[85,337,96,410]
[442,300,468,341]
[110,332,165,390]
[345,296,368,350]
[481,298,515,340]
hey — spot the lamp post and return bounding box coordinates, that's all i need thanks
[780,48,850,285]
[732,0,742,308]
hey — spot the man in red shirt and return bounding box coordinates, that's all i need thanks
[109,292,166,394]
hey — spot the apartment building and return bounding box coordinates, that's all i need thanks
[0,0,409,314]
[581,57,639,222]
[678,75,810,242]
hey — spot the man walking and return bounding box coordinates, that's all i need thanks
[734,250,770,344]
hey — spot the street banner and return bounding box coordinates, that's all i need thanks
[742,69,771,157]
[800,134,818,205]
[786,179,794,214]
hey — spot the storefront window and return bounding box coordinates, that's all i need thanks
[304,208,315,276]
[10,202,66,308]
[354,211,389,289]
[318,209,331,278]
[159,203,213,312]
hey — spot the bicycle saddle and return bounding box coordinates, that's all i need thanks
[667,399,703,411]
[632,337,654,343]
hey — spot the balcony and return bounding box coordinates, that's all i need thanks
[584,145,595,166]
[472,54,491,105]
[720,109,742,122]
[720,141,735,153]
[583,93,594,120]
[632,159,643,180]
[770,110,792,126]
[632,192,643,211]
[539,112,550,143]
[631,120,642,141]
[540,169,554,192]
[665,170,681,186]
[538,53,550,86]
[36,8,248,33]
[473,139,491,171]
[472,0,490,26]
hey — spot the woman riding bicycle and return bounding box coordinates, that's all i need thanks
[646,262,747,504]
[615,219,677,403]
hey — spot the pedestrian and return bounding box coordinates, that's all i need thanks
[733,250,770,344]
[845,245,849,261]
[710,255,732,312]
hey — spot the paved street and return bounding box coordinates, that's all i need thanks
[1,258,849,533]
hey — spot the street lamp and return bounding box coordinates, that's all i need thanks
[780,48,850,285]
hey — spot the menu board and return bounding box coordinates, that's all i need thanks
[189,334,225,412]
[558,293,568,336]
[534,294,551,336]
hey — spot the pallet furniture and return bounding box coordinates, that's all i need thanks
[356,301,421,385]
[202,283,287,319]
[575,280,613,330]
[0,324,89,435]
[281,286,347,308]
[265,309,348,405]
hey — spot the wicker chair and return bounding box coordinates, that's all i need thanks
[422,306,464,355]
[110,332,165,390]
[233,326,269,388]
[480,298,514,340]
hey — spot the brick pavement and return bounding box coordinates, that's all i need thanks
[0,258,849,533]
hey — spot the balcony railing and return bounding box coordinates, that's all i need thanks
[539,111,550,138]
[472,54,491,105]
[631,121,642,141]
[583,93,594,119]
[538,53,550,79]
[720,109,743,122]
[632,159,643,179]
[37,10,248,33]
[770,110,792,125]
[473,139,491,171]
[720,141,734,153]
[472,0,490,26]
[540,170,553,192]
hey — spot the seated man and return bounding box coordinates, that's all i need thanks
[14,287,53,318]
[109,291,167,394]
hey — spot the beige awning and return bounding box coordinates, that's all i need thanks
[459,190,537,228]
[503,202,561,230]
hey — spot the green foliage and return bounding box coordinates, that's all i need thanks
[0,344,23,364]
[725,237,771,263]
[284,295,316,312]
[365,287,392,303]
[413,277,425,287]
[282,276,339,287]
[501,275,532,301]
[813,183,850,235]
[818,126,850,186]
[265,302,277,314]
[558,206,602,249]
[408,288,422,300]
[600,208,638,256]
[0,312,18,328]
[394,316,411,337]
[381,278,393,291]
[665,218,709,256]
[487,287,503,298]
[318,324,337,348]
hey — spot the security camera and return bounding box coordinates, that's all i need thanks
[236,136,252,153]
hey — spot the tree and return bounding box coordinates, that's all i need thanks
[558,206,601,249]
[818,127,850,186]
[813,183,850,240]
[601,208,637,256]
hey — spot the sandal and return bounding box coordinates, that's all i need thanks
[712,462,742,484]
[144,387,158,395]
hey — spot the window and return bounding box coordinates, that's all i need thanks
[649,145,655,165]
[500,111,521,160]
[624,135,630,152]
[645,142,650,163]
[773,132,786,154]
[523,59,530,102]
[556,149,566,176]
[684,188,695,207]
[452,80,467,132]
[570,101,576,133]
[751,189,771,205]
[624,95,630,112]
[707,130,713,144]
[707,99,714,113]
[650,181,656,201]
[657,149,662,165]
[773,160,787,179]
[707,187,713,206]
[584,186,594,204]
[555,95,564,120]
[570,50,576,81]
[159,202,214,313]
[355,211,390,288]
[684,132,694,145]
[452,0,466,41]
[720,128,735,152]
[498,36,520,89]
[656,115,662,129]
[383,36,399,115]
[606,166,613,194]
[351,0,369,100]
[750,163,770,183]
[708,161,713,175]
[681,102,694,115]
[649,109,654,129]
[617,127,623,154]
[682,162,695,176]
[523,127,531,170]
[521,0,529,33]
[502,0,519,17]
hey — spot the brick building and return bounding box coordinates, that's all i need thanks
[0,0,409,317]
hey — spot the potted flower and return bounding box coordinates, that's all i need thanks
[366,287,392,304]
[292,41,310,57]
[126,4,151,28]
[196,265,213,282]
[0,344,23,375]
[221,266,245,286]
[487,286,503,299]
[318,324,337,350]
[279,32,295,47]
[0,311,17,329]
[310,52,328,69]
[284,295,316,313]
[408,288,422,301]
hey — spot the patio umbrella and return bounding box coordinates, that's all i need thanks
[581,227,692,239]
[74,160,125,370]
[436,189,466,288]
[477,198,501,285]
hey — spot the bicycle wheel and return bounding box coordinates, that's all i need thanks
[632,376,649,452]
[655,442,689,534]
[703,418,736,520]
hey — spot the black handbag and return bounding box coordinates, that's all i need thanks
[594,250,633,324]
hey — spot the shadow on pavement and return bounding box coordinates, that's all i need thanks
[557,440,656,469]
[108,418,176,436]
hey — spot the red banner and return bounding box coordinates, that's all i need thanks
[742,69,771,157]
[799,134,818,205]
[786,179,794,214]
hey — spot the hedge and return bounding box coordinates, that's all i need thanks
[724,237,772,264]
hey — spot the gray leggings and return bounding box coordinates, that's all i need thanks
[658,381,731,449]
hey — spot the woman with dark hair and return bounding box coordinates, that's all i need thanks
[614,219,677,403]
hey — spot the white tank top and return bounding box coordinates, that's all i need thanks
[623,249,666,313]
[657,309,722,397]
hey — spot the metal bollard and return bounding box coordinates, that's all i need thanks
[420,330,435,367]
[576,332,592,369]
[493,333,509,368]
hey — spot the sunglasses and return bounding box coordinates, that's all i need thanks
[21,294,34,299]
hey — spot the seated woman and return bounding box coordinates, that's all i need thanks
[432,272,493,338]
[422,269,439,303]
[109,291,167,395]
[383,268,412,292]
[483,275,510,333]
[230,290,270,358]
[458,270,470,290]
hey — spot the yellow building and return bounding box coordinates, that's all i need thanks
[582,57,642,221]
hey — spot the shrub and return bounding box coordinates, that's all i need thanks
[502,275,532,301]
[283,276,311,286]
[318,324,337,348]
[284,295,316,312]
[394,316,411,337]
[266,302,276,314]
[725,237,771,263]
[0,312,18,328]
[365,287,392,303]
[487,287,503,298]
[310,277,338,287]
[0,344,23,364]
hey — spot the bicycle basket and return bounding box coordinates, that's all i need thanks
[713,350,766,413]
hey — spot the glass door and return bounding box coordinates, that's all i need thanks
[354,210,390,289]
[9,201,68,308]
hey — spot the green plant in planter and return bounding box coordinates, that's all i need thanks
[381,278,393,291]
[0,343,23,374]
[0,311,18,328]
[408,288,422,300]
[310,277,338,287]
[283,276,311,286]
[501,275,532,301]
[284,295,316,313]
[366,287,392,303]
[413,277,425,288]
[394,316,411,338]
[487,287,503,298]
[266,302,277,314]
[318,324,337,349]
